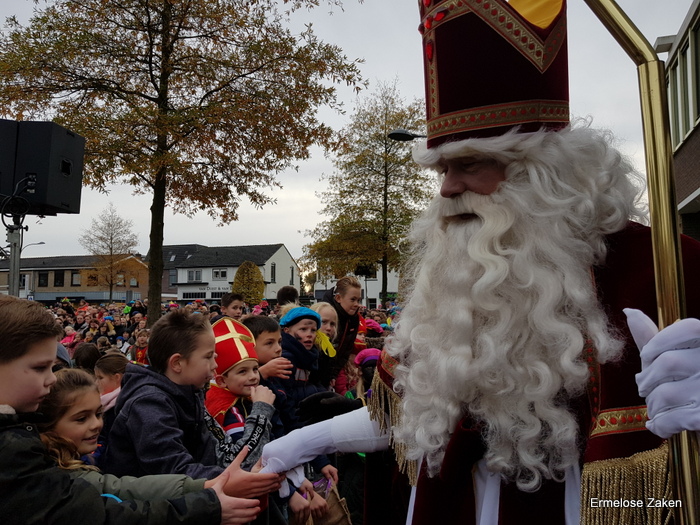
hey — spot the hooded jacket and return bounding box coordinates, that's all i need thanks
[102,364,222,479]
[0,405,221,525]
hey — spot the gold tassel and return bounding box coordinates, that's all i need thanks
[580,442,674,525]
[368,372,419,485]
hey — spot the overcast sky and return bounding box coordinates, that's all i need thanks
[0,0,695,261]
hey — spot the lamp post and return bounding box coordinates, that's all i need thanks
[387,128,427,142]
[7,240,45,297]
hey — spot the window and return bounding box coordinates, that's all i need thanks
[670,64,681,146]
[130,277,138,287]
[212,268,227,280]
[694,24,700,121]
[289,266,294,285]
[71,271,81,286]
[116,274,125,287]
[210,291,227,299]
[87,274,98,287]
[19,274,27,289]
[182,292,206,299]
[169,269,177,287]
[270,263,276,283]
[38,272,49,287]
[187,269,202,282]
[54,270,65,287]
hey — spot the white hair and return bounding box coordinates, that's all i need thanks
[388,124,647,491]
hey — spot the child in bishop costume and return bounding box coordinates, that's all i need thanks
[205,317,275,471]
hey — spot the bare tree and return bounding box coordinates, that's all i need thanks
[79,202,141,302]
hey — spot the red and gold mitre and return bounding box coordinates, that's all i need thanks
[212,317,258,376]
[420,0,569,147]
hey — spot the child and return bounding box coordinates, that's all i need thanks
[213,293,245,321]
[242,316,295,435]
[73,342,102,372]
[278,307,329,405]
[322,277,363,382]
[311,302,338,342]
[38,368,275,507]
[61,325,78,347]
[242,316,291,382]
[0,295,265,525]
[243,314,330,521]
[204,318,276,471]
[103,310,225,478]
[94,352,129,446]
[310,302,339,390]
[129,328,149,364]
[277,307,338,486]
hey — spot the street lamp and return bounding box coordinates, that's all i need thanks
[387,128,427,141]
[7,240,46,297]
[22,241,46,253]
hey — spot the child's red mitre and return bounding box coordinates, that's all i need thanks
[212,317,258,376]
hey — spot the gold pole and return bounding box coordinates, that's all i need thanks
[582,1,700,523]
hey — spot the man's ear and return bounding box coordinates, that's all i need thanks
[168,353,183,374]
[214,374,226,388]
[283,327,290,334]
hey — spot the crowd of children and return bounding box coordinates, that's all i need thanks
[1,280,399,524]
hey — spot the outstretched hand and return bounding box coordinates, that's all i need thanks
[210,470,261,525]
[297,391,363,424]
[625,308,700,438]
[208,446,284,498]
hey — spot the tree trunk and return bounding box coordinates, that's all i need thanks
[381,253,388,306]
[147,171,167,325]
[146,0,172,327]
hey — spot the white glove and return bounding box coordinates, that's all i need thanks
[274,465,304,498]
[260,406,389,474]
[624,308,700,438]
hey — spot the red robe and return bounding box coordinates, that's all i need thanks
[367,222,700,525]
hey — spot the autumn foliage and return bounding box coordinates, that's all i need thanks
[0,0,364,320]
[232,260,265,306]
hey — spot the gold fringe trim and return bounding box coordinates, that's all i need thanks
[368,372,419,486]
[581,442,674,525]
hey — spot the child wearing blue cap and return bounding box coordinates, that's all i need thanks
[277,307,327,407]
[277,306,338,488]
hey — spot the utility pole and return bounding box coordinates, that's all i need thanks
[6,220,23,297]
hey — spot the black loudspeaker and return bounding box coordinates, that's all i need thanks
[0,119,85,215]
[0,119,18,201]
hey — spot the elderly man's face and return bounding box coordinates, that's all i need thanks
[439,158,506,198]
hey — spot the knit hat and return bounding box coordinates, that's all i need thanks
[212,317,258,376]
[279,307,321,329]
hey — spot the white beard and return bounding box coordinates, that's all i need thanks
[388,126,645,491]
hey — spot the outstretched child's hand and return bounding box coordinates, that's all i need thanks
[210,470,261,525]
[259,357,293,380]
[250,385,275,405]
[320,464,338,486]
[207,446,283,498]
[308,489,329,519]
[289,491,311,523]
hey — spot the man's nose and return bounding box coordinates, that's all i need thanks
[440,169,469,198]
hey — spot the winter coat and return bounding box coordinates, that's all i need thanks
[0,405,221,525]
[278,332,328,408]
[102,364,223,479]
[72,469,207,501]
[204,385,274,470]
